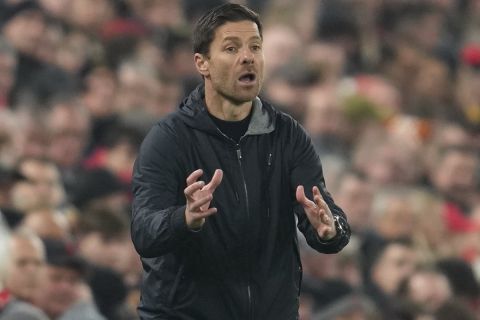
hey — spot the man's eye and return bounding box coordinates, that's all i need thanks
[251,45,262,51]
[225,47,237,53]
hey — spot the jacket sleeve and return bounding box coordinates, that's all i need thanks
[288,120,350,254]
[131,123,192,258]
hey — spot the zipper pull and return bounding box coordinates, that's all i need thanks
[236,148,242,160]
[267,153,272,166]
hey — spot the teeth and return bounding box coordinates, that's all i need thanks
[240,74,254,82]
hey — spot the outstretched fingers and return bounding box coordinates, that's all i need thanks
[186,169,203,186]
[205,169,223,191]
[184,180,205,202]
[296,185,316,211]
[312,186,330,224]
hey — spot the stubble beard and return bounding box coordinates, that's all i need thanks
[218,80,262,106]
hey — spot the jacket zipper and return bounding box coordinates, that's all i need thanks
[236,144,253,320]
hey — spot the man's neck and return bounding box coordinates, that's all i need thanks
[204,82,252,121]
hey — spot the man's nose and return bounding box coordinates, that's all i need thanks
[241,48,254,64]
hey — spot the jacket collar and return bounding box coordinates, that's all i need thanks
[179,84,275,136]
[246,97,274,135]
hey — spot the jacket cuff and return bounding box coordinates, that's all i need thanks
[314,214,350,253]
[169,205,191,240]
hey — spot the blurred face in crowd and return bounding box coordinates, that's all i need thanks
[115,62,156,113]
[336,174,373,233]
[78,232,130,271]
[10,158,65,211]
[2,10,46,55]
[47,103,90,168]
[372,243,417,295]
[13,110,50,160]
[143,0,185,28]
[195,20,265,106]
[145,79,182,118]
[374,196,415,239]
[82,67,117,118]
[305,87,344,138]
[68,0,114,31]
[366,144,400,185]
[432,149,478,205]
[38,0,69,19]
[405,270,452,312]
[305,42,346,82]
[262,25,301,77]
[5,234,45,302]
[262,77,307,121]
[35,265,81,319]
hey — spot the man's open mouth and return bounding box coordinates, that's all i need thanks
[238,72,256,83]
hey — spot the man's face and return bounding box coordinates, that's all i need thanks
[434,150,477,198]
[5,236,45,302]
[372,243,417,295]
[48,105,90,168]
[10,159,64,211]
[407,271,451,311]
[35,266,81,318]
[78,232,130,271]
[3,10,46,55]
[197,20,264,104]
[336,175,373,232]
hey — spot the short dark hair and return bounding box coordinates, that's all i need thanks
[192,3,262,56]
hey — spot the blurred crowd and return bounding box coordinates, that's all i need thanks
[0,0,479,319]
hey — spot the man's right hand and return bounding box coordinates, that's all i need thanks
[184,169,223,230]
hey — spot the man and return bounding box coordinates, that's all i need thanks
[4,229,45,304]
[0,229,49,320]
[10,157,66,213]
[362,237,418,319]
[33,239,105,320]
[131,4,350,319]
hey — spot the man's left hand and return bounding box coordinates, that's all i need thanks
[296,185,337,241]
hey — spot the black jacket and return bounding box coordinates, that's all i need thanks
[131,85,350,320]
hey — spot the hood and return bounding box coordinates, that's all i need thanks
[178,84,276,136]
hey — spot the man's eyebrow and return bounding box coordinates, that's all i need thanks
[222,35,262,42]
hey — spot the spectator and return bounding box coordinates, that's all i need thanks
[0,228,49,320]
[74,206,139,319]
[4,229,45,303]
[10,157,65,213]
[303,85,349,157]
[45,97,91,197]
[33,238,105,320]
[333,170,373,237]
[369,187,416,240]
[429,145,478,213]
[361,237,418,319]
[75,206,132,273]
[397,266,452,313]
[84,123,144,184]
[11,107,50,161]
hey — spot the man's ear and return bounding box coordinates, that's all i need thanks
[194,53,209,77]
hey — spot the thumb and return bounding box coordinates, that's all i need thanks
[205,169,223,191]
[296,185,306,205]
